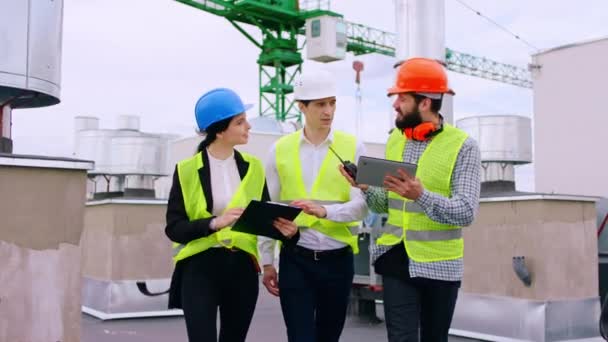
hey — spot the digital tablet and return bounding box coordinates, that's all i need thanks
[355,156,417,187]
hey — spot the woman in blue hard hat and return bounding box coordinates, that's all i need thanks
[165,88,299,342]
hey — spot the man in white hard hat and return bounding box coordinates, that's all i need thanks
[259,69,369,342]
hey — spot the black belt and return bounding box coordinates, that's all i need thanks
[208,247,243,254]
[284,245,352,261]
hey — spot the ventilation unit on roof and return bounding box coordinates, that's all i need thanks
[457,115,532,194]
[74,115,170,199]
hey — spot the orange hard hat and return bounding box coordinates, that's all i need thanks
[387,57,454,97]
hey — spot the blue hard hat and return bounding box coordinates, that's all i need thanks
[194,88,253,131]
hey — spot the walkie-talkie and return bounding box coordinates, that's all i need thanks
[328,145,358,180]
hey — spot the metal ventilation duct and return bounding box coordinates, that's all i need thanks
[74,116,170,199]
[116,115,140,131]
[0,0,64,153]
[75,116,100,132]
[0,0,63,108]
[457,115,532,193]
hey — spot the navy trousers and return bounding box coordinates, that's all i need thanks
[279,246,354,342]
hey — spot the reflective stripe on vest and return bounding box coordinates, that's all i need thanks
[275,130,361,254]
[377,124,468,263]
[380,223,462,241]
[172,151,264,263]
[388,197,424,213]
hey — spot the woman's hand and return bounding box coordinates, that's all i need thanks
[273,217,298,239]
[212,208,244,230]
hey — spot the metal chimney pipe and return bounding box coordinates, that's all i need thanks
[420,0,446,61]
[394,0,446,61]
[394,0,409,60]
[393,0,453,123]
[1,105,11,138]
[1,105,13,153]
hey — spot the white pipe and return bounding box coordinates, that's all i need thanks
[393,0,453,124]
[442,94,454,124]
[394,0,409,60]
[395,0,446,61]
[411,0,446,61]
[2,106,11,138]
[394,0,445,61]
[355,85,362,138]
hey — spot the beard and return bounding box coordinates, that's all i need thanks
[395,107,423,130]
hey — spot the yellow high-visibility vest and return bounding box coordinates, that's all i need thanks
[378,124,468,262]
[275,130,361,254]
[172,151,263,263]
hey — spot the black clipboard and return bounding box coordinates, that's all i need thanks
[231,200,302,240]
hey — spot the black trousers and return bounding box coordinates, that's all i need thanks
[180,248,259,342]
[383,275,459,342]
[376,246,460,342]
[278,246,354,342]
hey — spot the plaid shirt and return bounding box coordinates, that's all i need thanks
[365,134,481,282]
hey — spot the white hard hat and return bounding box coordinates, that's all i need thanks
[293,69,336,101]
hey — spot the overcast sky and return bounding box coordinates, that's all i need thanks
[9,0,608,191]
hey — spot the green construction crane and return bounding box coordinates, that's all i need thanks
[175,0,532,122]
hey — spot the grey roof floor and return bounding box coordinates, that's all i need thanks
[82,282,479,342]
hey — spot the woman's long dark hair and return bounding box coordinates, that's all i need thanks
[197,116,234,153]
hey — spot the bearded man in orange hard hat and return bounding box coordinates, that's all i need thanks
[341,57,482,342]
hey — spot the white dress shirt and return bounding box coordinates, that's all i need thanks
[259,129,369,266]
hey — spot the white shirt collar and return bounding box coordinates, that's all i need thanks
[206,148,234,165]
[300,128,334,146]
